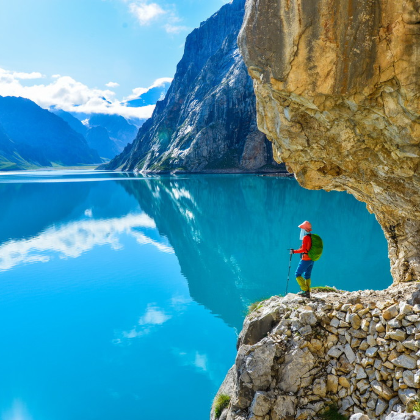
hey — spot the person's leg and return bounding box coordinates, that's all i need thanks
[295,260,310,291]
[303,261,314,292]
[304,261,314,279]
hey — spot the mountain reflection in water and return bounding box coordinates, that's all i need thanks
[0,172,391,420]
[121,175,391,329]
[0,173,391,331]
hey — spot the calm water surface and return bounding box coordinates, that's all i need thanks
[0,171,391,420]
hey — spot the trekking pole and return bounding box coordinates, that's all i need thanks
[285,249,293,295]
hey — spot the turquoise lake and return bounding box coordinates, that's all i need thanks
[0,171,392,420]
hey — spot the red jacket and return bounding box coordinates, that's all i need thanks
[293,235,312,261]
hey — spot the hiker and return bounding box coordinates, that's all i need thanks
[290,221,314,298]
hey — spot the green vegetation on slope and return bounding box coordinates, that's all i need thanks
[311,286,344,293]
[214,394,231,418]
[320,404,348,420]
[247,297,271,315]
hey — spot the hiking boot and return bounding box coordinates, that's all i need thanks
[297,290,311,299]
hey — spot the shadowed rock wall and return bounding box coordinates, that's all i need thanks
[238,0,420,283]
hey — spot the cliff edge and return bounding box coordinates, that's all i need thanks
[213,285,420,419]
[238,0,420,283]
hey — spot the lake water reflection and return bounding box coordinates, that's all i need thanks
[0,171,391,420]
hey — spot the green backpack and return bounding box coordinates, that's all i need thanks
[308,234,323,261]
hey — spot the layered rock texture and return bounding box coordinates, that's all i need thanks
[213,285,420,420]
[239,0,420,282]
[102,0,282,173]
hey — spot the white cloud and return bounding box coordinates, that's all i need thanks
[164,24,188,34]
[124,77,172,102]
[170,295,192,312]
[129,1,166,25]
[163,15,188,34]
[194,353,208,372]
[131,231,174,253]
[12,71,44,80]
[116,294,191,343]
[138,305,171,325]
[0,67,172,120]
[121,304,171,339]
[116,293,192,343]
[122,0,188,33]
[106,81,120,88]
[0,212,176,272]
[172,349,209,372]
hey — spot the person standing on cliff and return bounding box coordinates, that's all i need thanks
[290,221,313,299]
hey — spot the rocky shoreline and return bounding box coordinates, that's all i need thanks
[212,283,420,420]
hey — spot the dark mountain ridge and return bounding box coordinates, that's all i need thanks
[0,123,31,170]
[86,126,120,160]
[0,96,100,169]
[51,109,140,160]
[88,114,138,151]
[101,0,282,173]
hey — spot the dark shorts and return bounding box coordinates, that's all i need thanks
[295,259,314,279]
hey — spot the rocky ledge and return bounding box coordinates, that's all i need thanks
[212,284,420,420]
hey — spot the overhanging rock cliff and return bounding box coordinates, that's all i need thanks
[238,0,420,283]
[213,286,420,420]
[102,0,282,173]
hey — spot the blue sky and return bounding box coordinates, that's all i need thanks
[0,0,227,118]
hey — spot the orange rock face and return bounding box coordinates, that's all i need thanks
[239,0,420,283]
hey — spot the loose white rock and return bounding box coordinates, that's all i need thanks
[366,347,379,358]
[398,388,417,405]
[392,355,417,370]
[250,392,272,416]
[328,345,344,358]
[349,414,370,420]
[387,330,407,341]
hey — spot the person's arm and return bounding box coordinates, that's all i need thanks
[293,235,311,254]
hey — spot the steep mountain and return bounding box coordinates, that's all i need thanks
[85,126,119,160]
[88,114,138,151]
[51,109,140,159]
[0,123,32,170]
[51,109,88,136]
[102,0,282,173]
[0,96,100,168]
